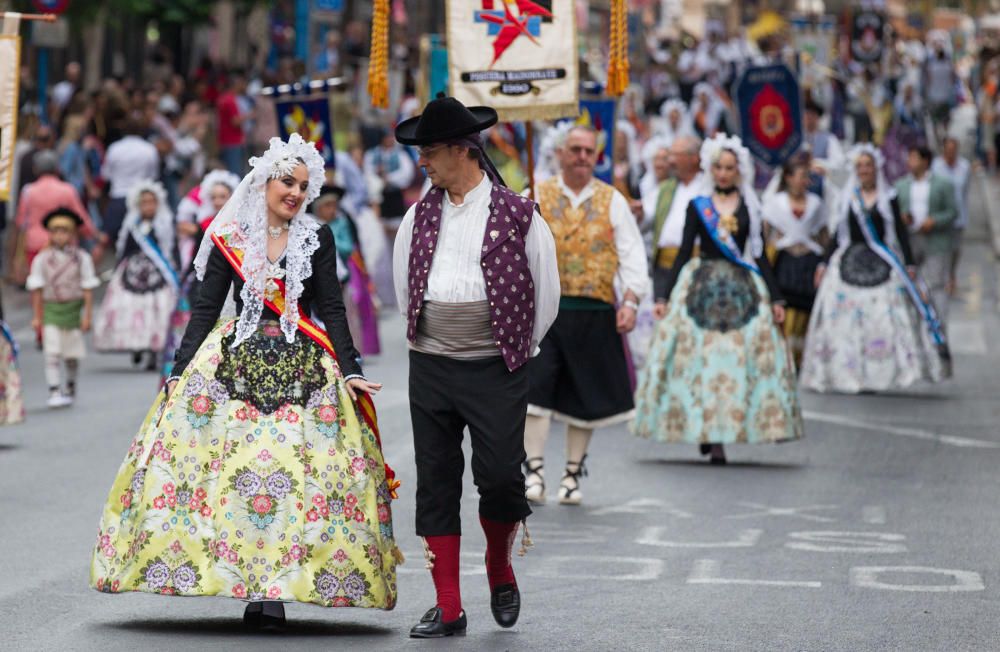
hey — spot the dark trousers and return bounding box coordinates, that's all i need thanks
[409,351,531,536]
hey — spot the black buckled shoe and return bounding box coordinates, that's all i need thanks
[409,607,467,638]
[490,583,520,628]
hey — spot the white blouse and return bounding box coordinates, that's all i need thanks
[394,173,560,354]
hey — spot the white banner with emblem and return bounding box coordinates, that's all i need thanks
[0,14,21,201]
[446,0,578,121]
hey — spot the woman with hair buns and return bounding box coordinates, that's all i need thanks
[633,134,803,464]
[90,134,399,630]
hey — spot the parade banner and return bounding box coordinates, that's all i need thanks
[447,0,579,121]
[274,94,336,169]
[734,64,803,168]
[559,98,615,184]
[0,15,21,201]
[851,10,885,63]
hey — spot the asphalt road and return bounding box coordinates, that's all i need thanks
[2,174,999,651]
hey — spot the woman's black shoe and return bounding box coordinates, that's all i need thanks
[409,607,467,638]
[699,443,712,456]
[490,583,520,628]
[243,601,286,632]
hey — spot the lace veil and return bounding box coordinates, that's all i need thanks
[118,180,175,259]
[193,133,326,348]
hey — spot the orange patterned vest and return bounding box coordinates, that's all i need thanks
[537,177,618,305]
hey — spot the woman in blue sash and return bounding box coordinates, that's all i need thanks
[95,181,179,369]
[633,135,803,464]
[801,145,950,393]
[89,135,399,629]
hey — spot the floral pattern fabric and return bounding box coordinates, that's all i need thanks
[94,252,176,352]
[91,318,399,608]
[800,249,947,393]
[0,335,24,426]
[632,259,803,445]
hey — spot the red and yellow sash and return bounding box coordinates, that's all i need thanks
[211,233,398,498]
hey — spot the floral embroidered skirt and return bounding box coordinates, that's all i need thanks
[0,332,24,425]
[800,246,949,393]
[94,253,176,352]
[90,319,399,608]
[632,259,803,445]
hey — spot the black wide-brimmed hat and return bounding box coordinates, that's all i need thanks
[42,207,84,230]
[316,183,346,201]
[395,94,498,146]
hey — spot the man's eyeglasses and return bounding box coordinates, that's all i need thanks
[417,144,448,158]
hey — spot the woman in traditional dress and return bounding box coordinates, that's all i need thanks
[761,153,829,368]
[633,134,803,464]
[90,134,400,629]
[800,145,951,393]
[94,181,178,370]
[160,170,240,382]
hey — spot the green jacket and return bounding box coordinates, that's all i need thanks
[651,177,678,260]
[894,173,957,255]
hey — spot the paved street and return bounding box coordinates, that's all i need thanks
[3,175,1000,651]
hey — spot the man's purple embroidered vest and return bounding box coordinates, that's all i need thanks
[407,183,536,371]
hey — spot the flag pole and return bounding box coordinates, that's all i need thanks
[1,13,57,22]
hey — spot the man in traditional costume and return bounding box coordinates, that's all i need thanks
[522,125,650,506]
[392,96,560,638]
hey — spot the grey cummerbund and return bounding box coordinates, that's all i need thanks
[412,300,500,359]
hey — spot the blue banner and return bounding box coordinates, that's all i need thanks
[274,95,336,169]
[559,98,615,184]
[733,65,803,168]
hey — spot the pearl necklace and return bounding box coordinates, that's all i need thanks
[267,222,290,240]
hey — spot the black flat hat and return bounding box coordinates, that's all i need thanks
[395,94,498,146]
[42,207,84,229]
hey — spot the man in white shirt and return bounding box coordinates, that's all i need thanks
[523,125,651,507]
[931,136,971,294]
[651,135,703,309]
[392,96,559,638]
[100,121,160,242]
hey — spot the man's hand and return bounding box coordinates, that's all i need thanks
[919,219,935,234]
[346,377,383,402]
[814,264,826,289]
[616,305,637,333]
[772,303,786,325]
[653,301,669,320]
[628,199,644,224]
[81,313,92,333]
[902,212,914,227]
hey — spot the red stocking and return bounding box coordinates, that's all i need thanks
[424,535,462,621]
[480,516,518,590]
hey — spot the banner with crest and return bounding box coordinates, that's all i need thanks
[446,0,579,121]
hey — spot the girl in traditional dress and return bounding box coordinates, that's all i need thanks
[800,145,951,393]
[161,170,240,382]
[633,134,803,464]
[761,153,829,368]
[89,134,399,630]
[94,181,178,370]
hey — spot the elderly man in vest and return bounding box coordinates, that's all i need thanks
[651,135,703,313]
[522,125,650,506]
[393,95,559,638]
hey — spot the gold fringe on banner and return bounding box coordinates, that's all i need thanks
[606,0,629,97]
[367,0,390,109]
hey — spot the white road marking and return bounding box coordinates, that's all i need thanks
[804,410,1000,449]
[724,501,837,523]
[686,559,822,588]
[850,566,986,592]
[862,505,887,524]
[590,497,693,518]
[636,526,762,548]
[397,552,665,581]
[785,531,907,554]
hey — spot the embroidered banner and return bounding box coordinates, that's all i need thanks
[447,0,579,121]
[274,95,336,169]
[734,64,803,168]
[0,15,22,201]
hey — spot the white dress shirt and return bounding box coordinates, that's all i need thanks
[658,173,704,248]
[549,175,652,300]
[909,174,931,232]
[101,136,160,198]
[394,173,560,354]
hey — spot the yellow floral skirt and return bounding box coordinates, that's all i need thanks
[90,319,399,608]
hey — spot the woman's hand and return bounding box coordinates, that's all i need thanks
[653,301,669,320]
[813,264,826,289]
[772,303,786,326]
[346,377,383,402]
[165,379,178,399]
